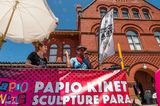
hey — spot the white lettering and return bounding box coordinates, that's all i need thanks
[125,95,132,104]
[86,95,93,104]
[71,82,82,93]
[98,82,102,92]
[55,82,64,93]
[104,81,114,92]
[56,96,62,105]
[94,95,99,104]
[117,94,124,103]
[87,82,97,92]
[114,81,121,92]
[103,95,110,104]
[121,81,127,92]
[65,82,70,93]
[34,82,44,93]
[110,95,117,104]
[70,95,76,104]
[32,95,38,105]
[39,95,47,105]
[77,95,84,105]
[63,96,70,105]
[44,82,54,93]
[48,96,56,105]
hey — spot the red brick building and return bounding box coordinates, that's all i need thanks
[1,0,159,104]
[45,0,160,104]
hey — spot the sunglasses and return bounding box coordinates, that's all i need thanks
[78,49,85,52]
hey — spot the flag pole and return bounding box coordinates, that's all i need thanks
[98,31,100,70]
[117,42,124,70]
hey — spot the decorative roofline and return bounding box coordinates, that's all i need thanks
[81,0,160,12]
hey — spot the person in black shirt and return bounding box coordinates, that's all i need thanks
[25,42,48,68]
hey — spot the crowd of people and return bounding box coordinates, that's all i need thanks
[25,42,91,69]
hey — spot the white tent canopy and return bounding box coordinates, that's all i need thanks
[0,0,58,43]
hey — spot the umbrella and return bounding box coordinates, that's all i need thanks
[0,0,58,48]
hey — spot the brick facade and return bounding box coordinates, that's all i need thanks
[45,31,79,62]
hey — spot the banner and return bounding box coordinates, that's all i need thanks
[0,69,131,106]
[99,9,115,64]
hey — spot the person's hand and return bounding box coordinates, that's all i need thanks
[85,54,89,59]
[65,51,69,57]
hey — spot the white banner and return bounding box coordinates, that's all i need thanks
[99,9,115,64]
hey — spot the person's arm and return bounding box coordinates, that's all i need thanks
[65,51,72,68]
[25,60,32,68]
[25,60,42,68]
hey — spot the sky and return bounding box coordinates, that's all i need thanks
[0,0,159,62]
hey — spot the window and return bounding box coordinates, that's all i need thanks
[113,8,118,18]
[100,7,107,18]
[122,8,129,18]
[132,8,140,19]
[142,9,151,19]
[126,30,142,50]
[63,44,71,62]
[49,44,57,62]
[154,31,160,46]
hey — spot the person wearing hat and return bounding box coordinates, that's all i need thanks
[25,42,48,68]
[65,45,91,69]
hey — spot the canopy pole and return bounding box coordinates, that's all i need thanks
[0,1,19,48]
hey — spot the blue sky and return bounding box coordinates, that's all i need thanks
[0,0,159,62]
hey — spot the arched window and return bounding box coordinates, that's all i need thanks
[49,44,57,62]
[142,9,151,19]
[95,27,99,36]
[126,30,142,50]
[100,7,107,18]
[113,8,118,18]
[63,44,71,62]
[154,31,160,46]
[122,8,129,18]
[132,8,140,19]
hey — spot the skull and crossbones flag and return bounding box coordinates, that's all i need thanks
[99,9,115,64]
